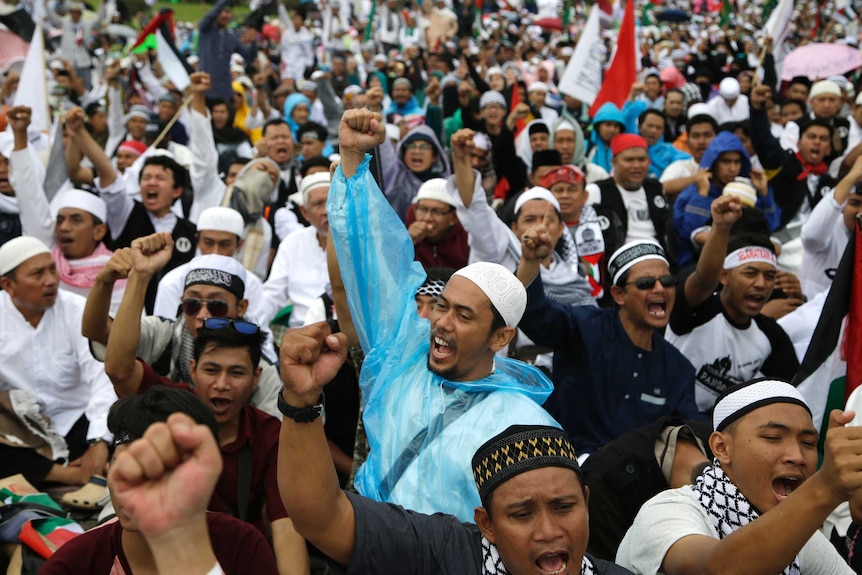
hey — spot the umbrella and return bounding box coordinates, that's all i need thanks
[533,16,563,31]
[656,8,690,22]
[781,43,862,81]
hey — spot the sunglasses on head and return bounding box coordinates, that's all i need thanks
[182,298,229,317]
[203,317,260,335]
[626,275,677,290]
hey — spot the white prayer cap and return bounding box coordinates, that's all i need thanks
[713,378,810,432]
[198,207,245,237]
[300,172,331,207]
[473,132,490,151]
[56,189,107,222]
[722,178,757,208]
[452,262,526,327]
[187,55,200,66]
[718,77,740,99]
[230,64,245,75]
[528,81,548,94]
[687,102,712,119]
[810,80,842,100]
[230,53,245,66]
[514,187,560,215]
[413,178,455,208]
[486,66,504,79]
[184,254,247,299]
[607,240,668,285]
[560,46,573,57]
[0,236,51,276]
[554,120,576,134]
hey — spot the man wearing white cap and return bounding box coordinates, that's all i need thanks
[319,109,558,522]
[153,207,266,323]
[705,77,749,126]
[617,378,858,575]
[0,236,117,487]
[667,195,797,414]
[527,81,559,125]
[779,80,850,162]
[261,172,332,328]
[405,178,469,270]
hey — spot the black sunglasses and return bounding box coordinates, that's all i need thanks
[626,275,677,290]
[181,298,230,317]
[203,317,260,335]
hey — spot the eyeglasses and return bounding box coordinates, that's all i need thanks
[415,205,454,217]
[203,317,261,335]
[182,298,230,317]
[405,142,433,152]
[625,275,678,290]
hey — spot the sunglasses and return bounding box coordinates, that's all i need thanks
[182,298,229,317]
[626,275,677,290]
[203,317,260,335]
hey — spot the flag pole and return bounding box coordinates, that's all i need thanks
[148,93,194,150]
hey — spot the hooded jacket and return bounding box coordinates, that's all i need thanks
[587,103,626,172]
[283,93,312,141]
[384,125,451,220]
[673,132,780,267]
[231,81,263,143]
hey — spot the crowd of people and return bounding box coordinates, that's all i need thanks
[2,0,862,572]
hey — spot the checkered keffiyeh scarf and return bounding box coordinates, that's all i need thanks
[691,459,800,575]
[481,535,595,575]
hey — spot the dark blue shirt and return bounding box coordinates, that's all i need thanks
[520,275,701,454]
[198,0,257,101]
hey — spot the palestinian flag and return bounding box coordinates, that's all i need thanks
[761,0,778,21]
[0,8,36,42]
[131,8,193,91]
[509,79,526,138]
[718,0,735,27]
[794,219,862,457]
[19,517,84,558]
[243,0,278,31]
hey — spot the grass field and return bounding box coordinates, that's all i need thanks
[152,1,251,23]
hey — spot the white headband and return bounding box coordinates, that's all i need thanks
[723,246,777,270]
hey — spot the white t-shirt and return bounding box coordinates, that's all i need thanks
[586,182,658,244]
[800,190,850,297]
[660,158,700,183]
[616,486,853,575]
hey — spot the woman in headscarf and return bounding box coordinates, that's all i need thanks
[231,81,263,143]
[209,98,253,159]
[282,92,312,141]
[384,125,451,220]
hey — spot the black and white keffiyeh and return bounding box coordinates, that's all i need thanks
[481,535,595,575]
[691,459,800,575]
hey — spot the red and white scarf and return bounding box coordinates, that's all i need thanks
[52,243,125,289]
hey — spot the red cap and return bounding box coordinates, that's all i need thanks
[540,165,585,189]
[118,140,148,156]
[610,133,648,156]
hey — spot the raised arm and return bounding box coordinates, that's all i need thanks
[683,195,743,307]
[8,106,54,246]
[187,72,227,223]
[104,233,174,397]
[749,85,789,170]
[82,248,132,344]
[199,0,230,33]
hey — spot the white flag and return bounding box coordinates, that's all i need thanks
[13,19,48,135]
[557,8,603,105]
[764,0,794,80]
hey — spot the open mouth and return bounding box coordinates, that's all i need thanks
[772,476,800,501]
[535,551,568,575]
[647,300,667,317]
[430,330,455,361]
[210,397,231,415]
[744,294,766,309]
[58,236,75,245]
[143,189,160,202]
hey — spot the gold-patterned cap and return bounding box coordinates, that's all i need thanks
[472,425,581,505]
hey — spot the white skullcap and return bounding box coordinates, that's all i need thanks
[473,132,491,151]
[198,207,245,237]
[722,178,757,208]
[373,54,388,64]
[827,75,848,89]
[124,105,151,124]
[300,172,331,206]
[554,120,576,134]
[452,262,526,327]
[718,77,740,99]
[687,102,712,119]
[855,92,862,106]
[343,85,364,97]
[560,46,573,57]
[56,189,107,222]
[486,66,504,79]
[713,378,810,431]
[230,53,245,66]
[810,80,842,100]
[413,178,456,207]
[184,254,247,300]
[0,236,51,276]
[514,187,560,215]
[385,123,400,141]
[528,81,549,94]
[230,64,245,75]
[607,240,668,285]
[480,90,507,109]
[187,55,200,66]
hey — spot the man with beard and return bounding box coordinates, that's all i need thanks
[324,108,558,522]
[666,196,797,414]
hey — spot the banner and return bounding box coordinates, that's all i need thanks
[558,8,603,105]
[588,0,637,117]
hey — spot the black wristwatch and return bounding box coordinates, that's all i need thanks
[278,388,325,423]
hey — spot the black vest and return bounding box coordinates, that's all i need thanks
[0,211,22,247]
[596,178,671,257]
[771,151,838,230]
[109,201,197,313]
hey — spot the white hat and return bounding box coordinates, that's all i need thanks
[514,187,560,215]
[0,236,51,276]
[687,102,712,119]
[480,90,507,109]
[528,81,548,94]
[554,120,576,134]
[373,54,388,64]
[718,77,741,99]
[810,80,842,100]
[300,172,331,207]
[473,132,491,151]
[713,378,810,432]
[486,66,504,79]
[413,178,456,208]
[452,262,526,327]
[56,189,107,222]
[187,55,200,66]
[230,64,245,75]
[198,207,245,237]
[230,53,245,66]
[722,178,757,208]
